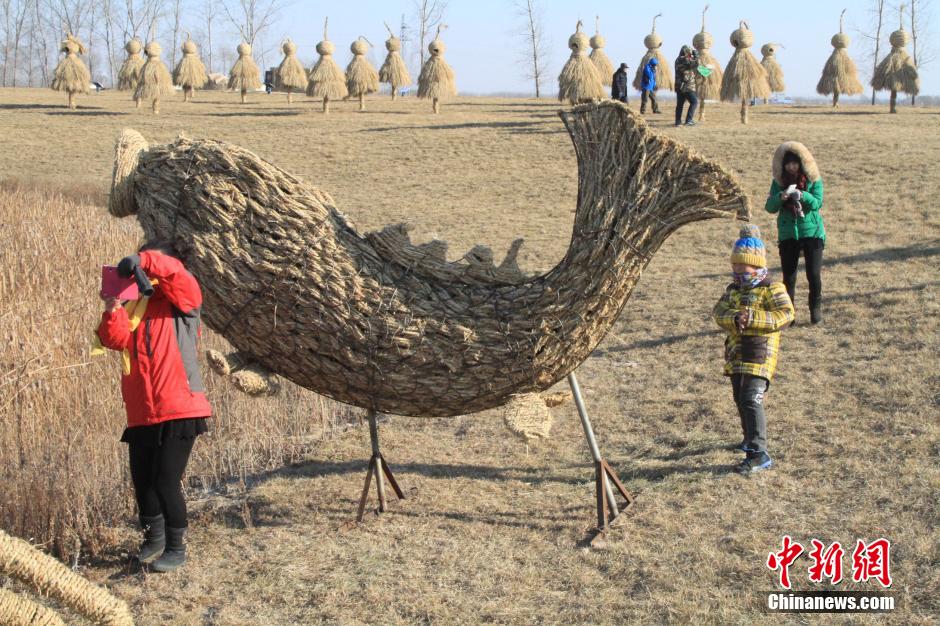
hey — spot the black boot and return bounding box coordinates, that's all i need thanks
[151,526,186,573]
[810,305,823,325]
[137,514,165,563]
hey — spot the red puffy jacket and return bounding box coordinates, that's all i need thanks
[97,251,212,427]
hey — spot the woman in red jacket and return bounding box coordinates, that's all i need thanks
[97,241,211,573]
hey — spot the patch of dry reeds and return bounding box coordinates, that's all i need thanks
[558,21,605,105]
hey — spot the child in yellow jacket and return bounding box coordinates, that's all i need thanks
[713,224,795,473]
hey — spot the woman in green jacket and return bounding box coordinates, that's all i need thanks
[765,141,826,324]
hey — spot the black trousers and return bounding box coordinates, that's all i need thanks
[778,237,824,311]
[731,374,770,452]
[675,91,699,124]
[640,89,659,113]
[129,438,195,528]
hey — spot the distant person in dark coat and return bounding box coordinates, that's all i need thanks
[674,45,700,126]
[639,57,660,114]
[611,63,630,103]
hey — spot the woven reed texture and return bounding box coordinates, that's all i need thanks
[589,19,614,86]
[0,530,133,626]
[117,40,144,91]
[379,34,411,88]
[306,39,348,99]
[228,43,262,92]
[207,350,280,395]
[0,588,65,626]
[760,45,785,92]
[50,34,90,96]
[108,102,749,417]
[720,24,770,102]
[817,24,863,101]
[346,38,379,97]
[558,23,605,104]
[502,394,553,443]
[173,38,208,89]
[275,40,308,91]
[632,15,674,92]
[417,37,456,100]
[871,28,919,95]
[134,42,174,102]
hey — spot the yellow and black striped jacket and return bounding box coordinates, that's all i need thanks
[713,279,795,380]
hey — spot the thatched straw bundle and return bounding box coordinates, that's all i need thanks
[558,21,605,105]
[589,16,614,86]
[871,5,919,113]
[117,39,144,105]
[0,587,66,626]
[719,21,770,124]
[417,25,457,113]
[134,41,174,115]
[228,42,262,103]
[502,393,554,447]
[346,37,379,111]
[817,10,864,108]
[173,35,208,102]
[632,14,674,92]
[693,5,723,120]
[107,101,750,417]
[0,529,134,625]
[379,22,411,100]
[760,43,785,97]
[51,33,90,110]
[275,39,308,103]
[306,18,348,113]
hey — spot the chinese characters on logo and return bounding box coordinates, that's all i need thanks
[767,537,892,589]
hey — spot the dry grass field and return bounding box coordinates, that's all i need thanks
[1,87,938,624]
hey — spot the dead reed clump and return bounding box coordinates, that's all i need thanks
[502,393,554,448]
[346,37,379,111]
[817,10,864,108]
[116,39,144,107]
[275,39,308,104]
[379,22,411,100]
[558,21,605,105]
[589,17,614,87]
[417,25,457,114]
[173,35,208,102]
[693,5,723,121]
[50,34,90,110]
[871,4,919,113]
[719,21,770,124]
[228,42,262,104]
[306,18,348,114]
[760,43,785,97]
[632,14,674,93]
[133,41,174,115]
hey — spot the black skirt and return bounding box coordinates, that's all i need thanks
[120,417,209,447]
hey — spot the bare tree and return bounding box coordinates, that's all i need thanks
[221,0,282,47]
[201,0,217,73]
[859,0,887,104]
[168,0,181,69]
[413,0,446,68]
[910,0,936,105]
[512,0,547,98]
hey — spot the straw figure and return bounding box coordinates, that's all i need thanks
[417,25,457,113]
[760,43,785,102]
[589,16,614,86]
[871,3,919,114]
[306,18,348,114]
[173,34,208,102]
[134,41,174,115]
[228,42,262,103]
[693,5,723,121]
[719,21,770,124]
[51,33,90,110]
[117,38,144,108]
[817,9,865,108]
[275,39,307,103]
[558,21,605,105]
[379,22,411,100]
[346,36,379,111]
[632,14,674,93]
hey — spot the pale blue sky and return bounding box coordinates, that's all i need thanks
[266,0,936,98]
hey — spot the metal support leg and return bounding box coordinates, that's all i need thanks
[355,410,405,523]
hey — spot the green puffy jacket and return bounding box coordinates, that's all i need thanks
[764,177,826,242]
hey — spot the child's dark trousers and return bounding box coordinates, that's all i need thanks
[731,374,770,452]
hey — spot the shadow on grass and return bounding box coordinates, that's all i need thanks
[206,110,304,117]
[45,110,128,116]
[759,110,882,116]
[362,120,550,132]
[593,329,719,354]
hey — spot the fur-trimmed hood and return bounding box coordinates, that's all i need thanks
[772,141,820,185]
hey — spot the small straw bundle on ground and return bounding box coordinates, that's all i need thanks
[693,5,723,120]
[720,21,770,124]
[589,16,614,86]
[379,22,411,100]
[306,18,348,113]
[50,33,90,110]
[817,10,864,108]
[760,43,785,101]
[275,39,307,103]
[228,42,262,104]
[117,39,144,108]
[417,25,456,113]
[0,529,134,625]
[502,393,554,451]
[346,37,379,111]
[134,41,174,115]
[558,20,605,105]
[871,4,919,113]
[632,14,674,93]
[173,35,208,102]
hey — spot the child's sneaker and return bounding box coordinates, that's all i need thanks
[735,451,773,474]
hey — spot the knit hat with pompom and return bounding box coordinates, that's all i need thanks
[730,223,767,268]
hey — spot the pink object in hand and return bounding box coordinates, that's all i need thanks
[101,265,139,300]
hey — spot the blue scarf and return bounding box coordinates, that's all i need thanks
[732,267,768,288]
